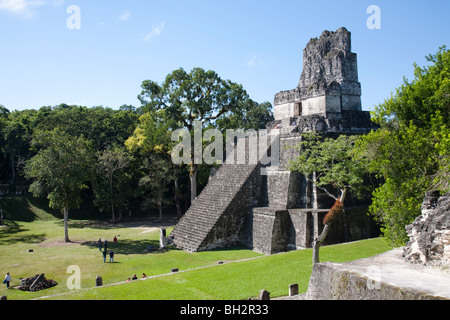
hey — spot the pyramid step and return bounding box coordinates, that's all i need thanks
[172,161,260,252]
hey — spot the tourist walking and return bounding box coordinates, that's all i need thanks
[102,249,107,263]
[3,273,12,288]
[109,250,114,263]
[98,238,103,251]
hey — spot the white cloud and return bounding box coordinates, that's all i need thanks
[246,54,258,68]
[120,10,130,21]
[0,0,47,17]
[51,0,64,7]
[245,54,266,68]
[142,22,165,43]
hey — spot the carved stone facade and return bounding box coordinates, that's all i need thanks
[274,27,362,121]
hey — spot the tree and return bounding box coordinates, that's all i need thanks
[1,109,37,183]
[24,129,93,242]
[216,100,274,131]
[125,111,186,219]
[34,104,139,152]
[289,133,368,264]
[139,154,173,221]
[138,67,249,203]
[356,47,450,246]
[94,147,131,223]
[0,105,10,180]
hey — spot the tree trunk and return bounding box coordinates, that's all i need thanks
[312,188,347,265]
[0,202,3,226]
[174,177,182,219]
[312,223,330,265]
[63,206,70,242]
[10,153,16,184]
[305,173,311,209]
[189,164,198,203]
[111,198,115,223]
[110,177,115,223]
[158,203,162,222]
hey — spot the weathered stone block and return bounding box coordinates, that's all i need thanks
[289,284,298,296]
[96,276,103,287]
[259,289,270,300]
[403,191,450,267]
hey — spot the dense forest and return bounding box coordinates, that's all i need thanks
[0,47,448,246]
[0,67,274,228]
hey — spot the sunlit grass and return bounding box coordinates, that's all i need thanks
[0,196,391,300]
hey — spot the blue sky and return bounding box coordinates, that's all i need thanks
[0,0,449,112]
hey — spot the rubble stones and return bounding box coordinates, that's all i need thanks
[19,273,57,292]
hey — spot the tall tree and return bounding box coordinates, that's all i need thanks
[138,67,249,202]
[126,111,186,219]
[94,147,131,223]
[0,105,10,180]
[24,129,93,242]
[139,154,173,221]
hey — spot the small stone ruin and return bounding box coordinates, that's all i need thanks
[19,273,57,292]
[403,190,450,268]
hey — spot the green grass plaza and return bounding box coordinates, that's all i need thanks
[0,196,391,300]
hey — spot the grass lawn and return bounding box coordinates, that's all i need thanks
[43,237,391,300]
[0,196,392,300]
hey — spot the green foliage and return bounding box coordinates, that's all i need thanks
[1,68,276,222]
[372,46,449,127]
[289,133,367,201]
[138,67,252,201]
[216,100,274,131]
[24,129,94,212]
[138,67,249,130]
[93,147,133,222]
[357,47,450,246]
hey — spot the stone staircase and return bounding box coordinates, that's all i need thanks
[171,163,262,252]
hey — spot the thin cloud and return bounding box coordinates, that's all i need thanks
[142,22,165,43]
[120,10,130,21]
[246,54,258,68]
[246,54,266,68]
[0,0,46,17]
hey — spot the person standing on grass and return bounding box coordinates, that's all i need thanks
[102,249,107,263]
[109,250,114,263]
[98,238,103,251]
[3,273,12,288]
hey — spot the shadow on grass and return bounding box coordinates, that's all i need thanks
[65,218,177,230]
[1,195,59,222]
[0,225,46,245]
[81,239,180,255]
